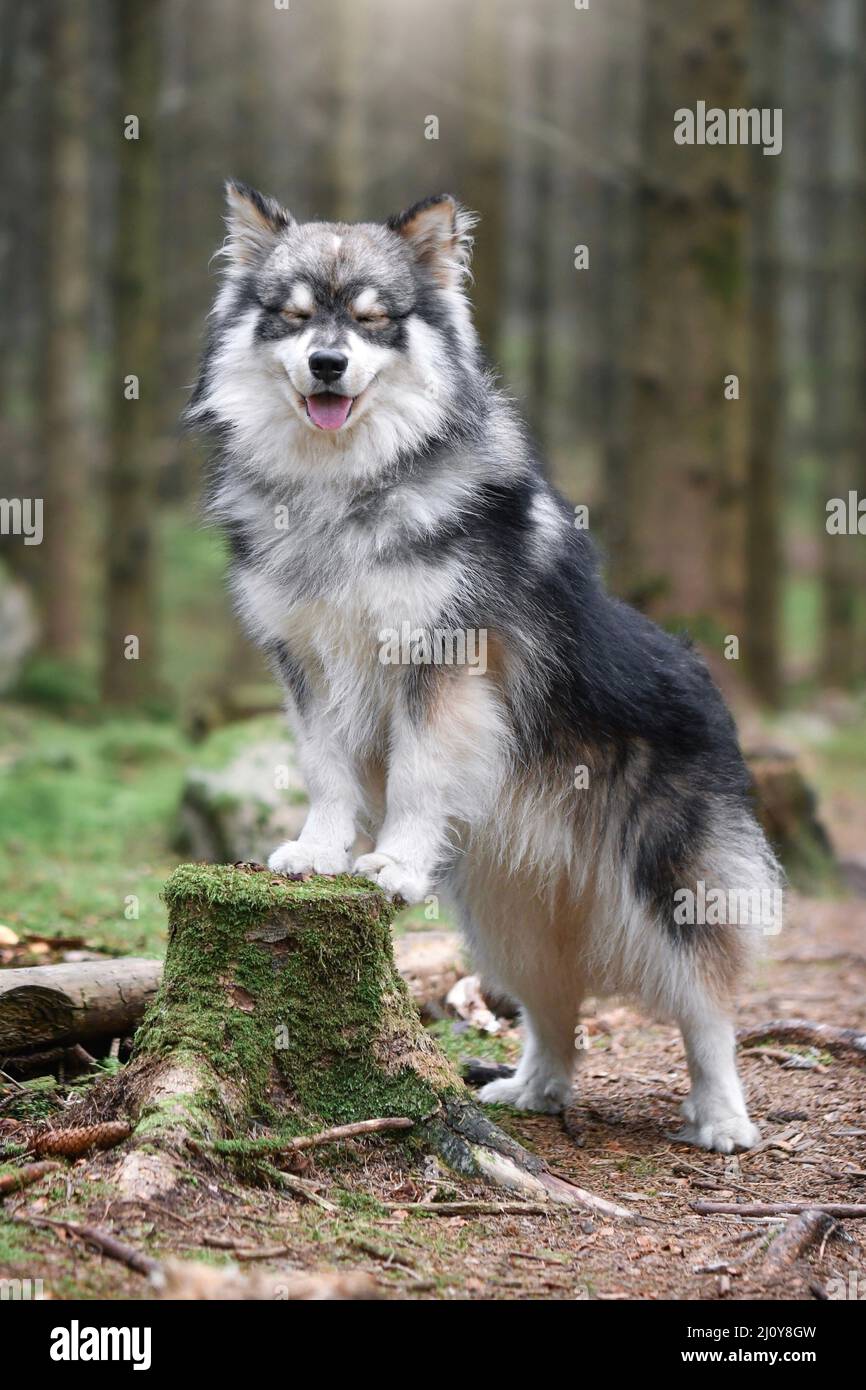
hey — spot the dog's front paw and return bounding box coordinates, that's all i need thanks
[677,1099,760,1154]
[477,1075,570,1114]
[352,852,430,904]
[268,840,350,877]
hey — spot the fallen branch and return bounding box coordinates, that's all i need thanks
[211,1116,414,1158]
[226,1243,292,1262]
[740,1046,825,1072]
[0,1161,60,1197]
[508,1249,568,1265]
[288,1116,414,1148]
[761,1210,836,1278]
[346,1235,419,1271]
[14,1215,160,1276]
[693,1201,866,1218]
[384,1199,549,1216]
[738,1019,866,1062]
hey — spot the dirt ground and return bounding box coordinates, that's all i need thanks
[1,772,864,1302]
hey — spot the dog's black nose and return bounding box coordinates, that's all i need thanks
[309,349,348,384]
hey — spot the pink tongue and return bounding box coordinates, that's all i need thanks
[306,392,353,430]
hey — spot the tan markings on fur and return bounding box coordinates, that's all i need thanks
[394,200,458,288]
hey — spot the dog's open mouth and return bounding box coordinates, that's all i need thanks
[304,392,354,430]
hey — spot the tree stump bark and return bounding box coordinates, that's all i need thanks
[745,747,837,890]
[108,863,633,1218]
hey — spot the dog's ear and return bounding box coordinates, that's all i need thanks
[387,194,476,288]
[223,180,294,267]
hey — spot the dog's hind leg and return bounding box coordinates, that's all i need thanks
[630,814,775,1153]
[675,1001,760,1153]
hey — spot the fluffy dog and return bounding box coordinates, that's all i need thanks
[187,182,780,1152]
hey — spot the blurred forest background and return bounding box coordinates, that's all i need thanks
[0,0,864,953]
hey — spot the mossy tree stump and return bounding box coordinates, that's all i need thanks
[111,863,633,1217]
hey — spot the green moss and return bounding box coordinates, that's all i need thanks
[135,864,457,1133]
[0,1076,61,1124]
[691,226,743,306]
[0,704,185,954]
[132,1071,228,1144]
[428,1020,520,1070]
[0,1216,32,1264]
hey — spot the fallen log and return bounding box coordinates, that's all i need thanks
[95,863,636,1220]
[0,958,163,1053]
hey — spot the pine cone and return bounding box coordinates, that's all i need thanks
[34,1120,131,1158]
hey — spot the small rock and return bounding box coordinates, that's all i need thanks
[174,732,307,863]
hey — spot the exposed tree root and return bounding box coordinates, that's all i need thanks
[738,1018,866,1060]
[761,1209,836,1278]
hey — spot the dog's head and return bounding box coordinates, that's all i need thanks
[190,182,478,475]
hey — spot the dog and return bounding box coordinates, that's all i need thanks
[186,181,781,1152]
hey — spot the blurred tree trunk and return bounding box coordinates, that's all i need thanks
[502,7,538,407]
[544,5,582,471]
[619,2,749,635]
[601,0,643,586]
[101,0,161,705]
[817,0,864,688]
[527,32,556,450]
[40,0,91,658]
[464,0,506,360]
[744,0,784,705]
[0,2,50,592]
[330,0,367,223]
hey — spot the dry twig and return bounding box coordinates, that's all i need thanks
[14,1214,159,1276]
[0,1161,60,1197]
[693,1200,866,1219]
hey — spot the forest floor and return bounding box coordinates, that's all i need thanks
[1,699,864,1300]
